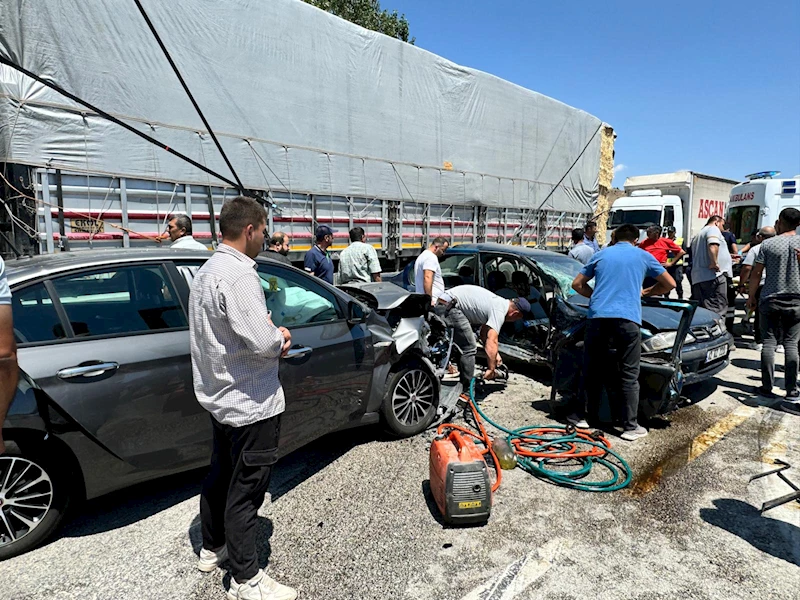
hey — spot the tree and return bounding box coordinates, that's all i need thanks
[304,0,415,44]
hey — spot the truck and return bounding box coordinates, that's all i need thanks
[0,0,614,264]
[609,171,739,245]
[727,171,800,242]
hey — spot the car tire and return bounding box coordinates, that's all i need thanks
[381,364,438,437]
[0,439,72,560]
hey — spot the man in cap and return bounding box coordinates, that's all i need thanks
[446,285,530,390]
[304,225,335,284]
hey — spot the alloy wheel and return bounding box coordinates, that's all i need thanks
[391,369,435,426]
[0,456,54,547]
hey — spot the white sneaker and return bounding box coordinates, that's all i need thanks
[566,414,589,429]
[753,343,763,351]
[620,426,648,441]
[227,570,297,600]
[198,546,228,572]
[776,345,784,354]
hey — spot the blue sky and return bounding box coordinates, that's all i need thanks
[390,0,800,187]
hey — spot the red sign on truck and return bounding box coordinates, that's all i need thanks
[697,198,727,219]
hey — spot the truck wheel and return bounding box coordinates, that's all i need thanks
[0,440,72,560]
[382,365,438,437]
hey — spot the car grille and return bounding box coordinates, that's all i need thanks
[690,323,723,342]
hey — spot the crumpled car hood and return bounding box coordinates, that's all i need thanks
[339,281,427,310]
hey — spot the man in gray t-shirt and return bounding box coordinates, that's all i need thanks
[447,285,529,390]
[568,228,594,265]
[747,207,800,404]
[690,215,732,319]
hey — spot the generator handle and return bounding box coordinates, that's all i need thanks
[449,431,467,455]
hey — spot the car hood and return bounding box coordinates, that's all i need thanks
[566,295,719,331]
[339,281,427,310]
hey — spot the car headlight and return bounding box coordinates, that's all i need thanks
[641,331,677,353]
[712,320,725,335]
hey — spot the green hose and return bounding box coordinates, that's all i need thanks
[467,379,633,492]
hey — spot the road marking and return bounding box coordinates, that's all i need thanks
[630,406,757,496]
[688,406,757,461]
[460,538,571,600]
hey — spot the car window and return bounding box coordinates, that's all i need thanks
[51,265,187,337]
[439,253,477,288]
[256,265,341,327]
[12,283,66,344]
[481,254,539,298]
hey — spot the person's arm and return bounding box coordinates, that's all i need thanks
[423,270,435,303]
[746,263,764,312]
[643,271,676,297]
[0,305,18,455]
[368,247,382,282]
[665,240,686,267]
[225,275,289,358]
[482,327,500,380]
[303,251,316,275]
[739,265,752,292]
[707,243,720,272]
[571,273,593,298]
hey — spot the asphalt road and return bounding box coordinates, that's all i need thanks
[2,345,799,600]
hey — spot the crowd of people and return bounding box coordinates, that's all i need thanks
[564,208,800,435]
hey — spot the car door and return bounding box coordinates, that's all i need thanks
[255,263,375,454]
[12,263,209,472]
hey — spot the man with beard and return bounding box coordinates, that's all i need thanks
[260,231,292,266]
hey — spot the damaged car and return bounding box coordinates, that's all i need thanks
[1,249,449,559]
[392,243,733,415]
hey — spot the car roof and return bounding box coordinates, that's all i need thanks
[5,248,214,284]
[448,243,569,260]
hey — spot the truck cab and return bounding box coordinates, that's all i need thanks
[609,190,684,241]
[727,172,800,243]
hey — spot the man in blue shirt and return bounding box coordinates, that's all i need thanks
[570,224,676,441]
[304,225,335,284]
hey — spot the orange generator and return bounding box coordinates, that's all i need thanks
[429,430,492,525]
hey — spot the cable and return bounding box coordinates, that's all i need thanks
[132,0,244,193]
[0,56,240,190]
[438,379,632,493]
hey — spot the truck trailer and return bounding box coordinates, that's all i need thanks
[0,0,614,263]
[610,171,739,245]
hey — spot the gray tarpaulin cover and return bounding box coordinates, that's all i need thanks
[0,0,603,211]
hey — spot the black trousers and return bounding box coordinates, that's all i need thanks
[582,318,642,430]
[667,265,684,299]
[725,276,736,331]
[201,414,281,582]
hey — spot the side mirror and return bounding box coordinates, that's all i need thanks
[347,301,367,325]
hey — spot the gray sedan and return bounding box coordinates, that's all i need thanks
[1,249,447,559]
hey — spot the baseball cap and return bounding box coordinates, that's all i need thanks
[315,225,336,238]
[513,297,532,314]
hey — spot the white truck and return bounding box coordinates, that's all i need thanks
[609,171,739,244]
[727,171,800,242]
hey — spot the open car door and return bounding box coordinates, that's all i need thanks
[548,298,697,420]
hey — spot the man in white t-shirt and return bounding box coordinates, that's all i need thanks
[414,237,449,304]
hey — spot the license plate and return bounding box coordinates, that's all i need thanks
[705,345,728,363]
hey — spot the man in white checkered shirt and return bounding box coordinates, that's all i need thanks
[189,196,297,600]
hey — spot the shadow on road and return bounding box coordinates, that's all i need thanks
[732,357,783,373]
[700,498,800,567]
[58,425,378,543]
